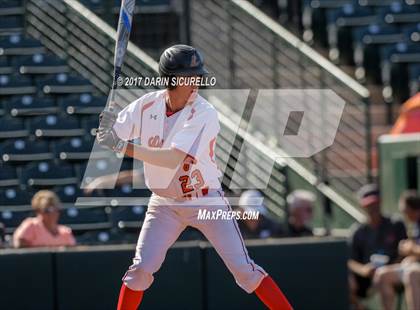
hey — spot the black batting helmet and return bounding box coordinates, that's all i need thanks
[158,44,209,77]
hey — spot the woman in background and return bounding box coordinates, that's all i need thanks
[13,190,76,248]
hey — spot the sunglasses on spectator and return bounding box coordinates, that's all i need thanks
[42,206,59,214]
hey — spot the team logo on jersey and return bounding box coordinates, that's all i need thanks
[148,135,163,148]
[190,54,198,68]
[150,114,157,120]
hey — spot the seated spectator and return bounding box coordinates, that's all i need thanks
[285,190,315,237]
[374,191,420,310]
[348,184,407,310]
[237,190,282,239]
[13,190,76,248]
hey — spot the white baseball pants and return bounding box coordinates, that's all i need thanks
[122,191,267,293]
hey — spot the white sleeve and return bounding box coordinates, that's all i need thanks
[112,98,142,141]
[171,108,220,159]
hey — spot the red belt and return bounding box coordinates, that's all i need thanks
[175,187,210,201]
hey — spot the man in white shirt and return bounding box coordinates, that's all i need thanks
[97,44,292,310]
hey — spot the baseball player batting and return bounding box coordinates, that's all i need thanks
[96,45,293,310]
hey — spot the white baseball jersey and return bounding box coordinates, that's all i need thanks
[112,90,222,200]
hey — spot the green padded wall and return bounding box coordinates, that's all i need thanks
[3,239,348,309]
[0,250,55,310]
[54,243,203,310]
[205,238,349,310]
[378,134,420,215]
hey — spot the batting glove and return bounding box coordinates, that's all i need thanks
[97,127,127,153]
[99,110,117,131]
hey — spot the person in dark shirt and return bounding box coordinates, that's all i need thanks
[237,190,282,239]
[348,184,407,310]
[374,190,420,310]
[284,190,315,237]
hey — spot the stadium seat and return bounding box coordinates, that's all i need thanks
[380,42,420,102]
[0,116,29,139]
[302,0,354,46]
[0,34,45,56]
[29,114,85,137]
[52,136,95,161]
[78,0,107,15]
[110,205,146,231]
[106,183,152,198]
[408,63,420,94]
[4,96,58,116]
[0,165,19,187]
[81,115,100,136]
[36,73,93,95]
[13,53,68,75]
[53,184,83,205]
[75,229,136,245]
[79,158,133,184]
[59,206,111,232]
[59,93,106,115]
[353,24,405,83]
[377,2,420,25]
[0,209,33,232]
[0,138,53,162]
[0,0,24,16]
[0,56,13,74]
[20,161,78,187]
[402,22,420,43]
[358,0,400,7]
[327,4,378,64]
[327,4,378,27]
[0,187,32,208]
[0,16,23,35]
[104,184,151,210]
[380,41,420,62]
[0,74,36,95]
[178,227,205,241]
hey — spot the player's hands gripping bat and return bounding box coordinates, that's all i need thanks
[97,110,126,152]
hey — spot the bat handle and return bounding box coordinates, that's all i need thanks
[108,66,122,113]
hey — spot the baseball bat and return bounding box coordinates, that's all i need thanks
[107,0,136,113]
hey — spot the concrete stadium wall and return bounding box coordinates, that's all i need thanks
[0,238,349,310]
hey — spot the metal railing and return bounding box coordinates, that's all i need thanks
[189,0,373,203]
